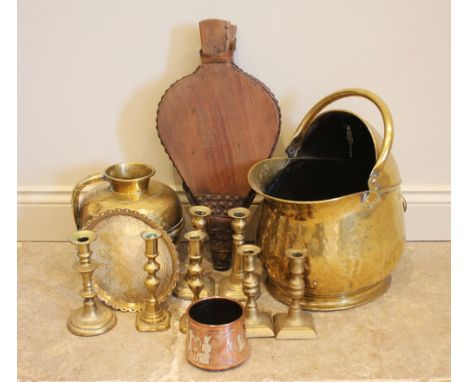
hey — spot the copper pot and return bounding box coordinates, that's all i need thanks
[186,297,249,370]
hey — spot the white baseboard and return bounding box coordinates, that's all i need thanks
[17,185,450,242]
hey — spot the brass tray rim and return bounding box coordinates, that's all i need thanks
[83,208,180,312]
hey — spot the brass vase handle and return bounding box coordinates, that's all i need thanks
[292,88,394,193]
[71,173,106,228]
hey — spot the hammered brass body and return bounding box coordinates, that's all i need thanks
[72,162,184,242]
[248,89,406,311]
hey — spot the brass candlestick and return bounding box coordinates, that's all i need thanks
[239,244,274,338]
[136,230,171,332]
[189,205,211,232]
[273,249,317,339]
[219,207,252,301]
[174,206,214,299]
[179,230,206,334]
[67,230,116,336]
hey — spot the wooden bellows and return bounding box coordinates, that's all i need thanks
[156,19,281,269]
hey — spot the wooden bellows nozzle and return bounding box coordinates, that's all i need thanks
[199,19,237,62]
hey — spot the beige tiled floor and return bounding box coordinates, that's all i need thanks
[17,241,450,381]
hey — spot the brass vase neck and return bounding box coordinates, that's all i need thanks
[108,178,151,194]
[104,162,155,194]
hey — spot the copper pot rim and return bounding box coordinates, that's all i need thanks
[187,296,245,329]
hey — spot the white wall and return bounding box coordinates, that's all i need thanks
[18,0,450,241]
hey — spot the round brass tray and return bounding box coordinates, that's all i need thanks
[83,209,179,312]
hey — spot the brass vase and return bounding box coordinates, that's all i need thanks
[72,162,184,242]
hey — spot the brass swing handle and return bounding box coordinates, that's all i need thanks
[71,173,106,228]
[290,88,394,193]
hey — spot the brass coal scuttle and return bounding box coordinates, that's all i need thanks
[248,88,406,311]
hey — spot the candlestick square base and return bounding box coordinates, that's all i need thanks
[273,312,317,340]
[244,311,274,338]
[136,310,171,332]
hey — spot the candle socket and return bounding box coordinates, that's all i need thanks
[273,249,317,339]
[239,244,274,338]
[136,230,171,332]
[180,230,207,334]
[174,206,214,300]
[67,230,116,337]
[219,208,257,302]
[189,205,211,232]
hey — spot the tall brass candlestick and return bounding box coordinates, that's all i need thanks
[136,230,171,332]
[273,249,317,339]
[174,206,214,299]
[179,230,206,334]
[218,207,251,301]
[67,230,116,336]
[239,244,274,338]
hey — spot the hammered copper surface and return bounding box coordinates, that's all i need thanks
[186,297,249,370]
